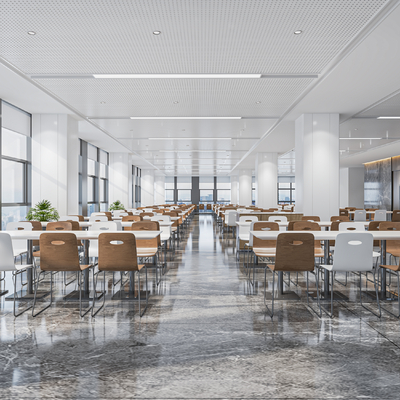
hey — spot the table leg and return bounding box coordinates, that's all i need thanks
[27,239,33,294]
[323,239,330,298]
[83,239,90,294]
[380,240,387,299]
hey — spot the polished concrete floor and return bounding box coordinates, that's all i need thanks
[1,213,400,399]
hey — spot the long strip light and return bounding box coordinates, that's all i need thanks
[94,74,261,79]
[130,117,241,120]
[377,116,400,119]
[339,137,382,140]
[148,137,232,140]
[159,150,228,153]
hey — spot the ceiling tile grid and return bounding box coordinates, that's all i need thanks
[0,0,389,75]
[34,77,314,117]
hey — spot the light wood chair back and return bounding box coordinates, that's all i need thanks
[39,233,81,271]
[252,222,279,248]
[273,233,315,272]
[339,209,349,217]
[293,221,322,249]
[122,215,143,222]
[379,222,400,254]
[368,221,381,247]
[330,216,349,222]
[392,210,400,222]
[301,216,321,222]
[46,222,72,231]
[98,233,139,271]
[125,221,160,248]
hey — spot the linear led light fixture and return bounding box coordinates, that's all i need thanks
[377,116,400,119]
[94,74,261,79]
[339,137,382,140]
[148,137,231,140]
[130,117,241,120]
[159,150,228,152]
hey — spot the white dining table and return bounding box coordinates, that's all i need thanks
[6,230,162,298]
[250,230,400,300]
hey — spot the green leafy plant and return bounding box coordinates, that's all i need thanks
[26,199,59,222]
[109,200,125,211]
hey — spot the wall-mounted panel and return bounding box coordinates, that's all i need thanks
[364,158,391,210]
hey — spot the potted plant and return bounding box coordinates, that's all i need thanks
[26,199,59,222]
[109,200,125,211]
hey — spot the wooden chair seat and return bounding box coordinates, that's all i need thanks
[380,264,400,272]
[253,248,276,257]
[136,248,158,257]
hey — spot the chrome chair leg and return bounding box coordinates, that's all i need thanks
[92,270,106,317]
[32,270,52,317]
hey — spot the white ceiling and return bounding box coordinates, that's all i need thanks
[0,0,399,175]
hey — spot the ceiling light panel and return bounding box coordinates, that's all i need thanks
[0,1,387,75]
[33,78,313,118]
[357,91,400,118]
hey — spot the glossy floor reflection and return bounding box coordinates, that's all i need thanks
[1,213,400,399]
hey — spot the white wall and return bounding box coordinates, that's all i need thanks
[154,174,165,205]
[339,168,349,207]
[109,153,131,208]
[239,169,252,206]
[141,169,155,206]
[32,114,79,216]
[255,152,278,208]
[231,175,239,204]
[295,113,339,220]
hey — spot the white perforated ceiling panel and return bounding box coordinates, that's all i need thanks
[0,0,388,74]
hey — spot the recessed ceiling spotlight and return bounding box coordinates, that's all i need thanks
[100,101,106,104]
[27,31,36,35]
[153,30,161,35]
[173,101,179,104]
[256,101,261,104]
[294,30,303,35]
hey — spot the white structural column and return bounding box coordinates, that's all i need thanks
[295,113,339,220]
[255,152,278,209]
[154,174,165,205]
[32,114,80,216]
[239,169,252,206]
[109,153,132,208]
[141,169,155,206]
[231,175,239,205]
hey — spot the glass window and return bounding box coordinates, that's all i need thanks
[2,160,25,203]
[165,176,174,189]
[99,149,108,165]
[177,176,191,189]
[99,163,107,178]
[165,189,174,202]
[200,189,213,202]
[199,176,214,189]
[2,205,29,230]
[87,203,97,215]
[277,176,295,204]
[2,102,30,137]
[100,179,106,202]
[87,176,95,203]
[2,128,28,160]
[88,144,98,161]
[217,176,231,189]
[177,189,191,202]
[278,190,291,203]
[88,159,96,176]
[217,189,231,203]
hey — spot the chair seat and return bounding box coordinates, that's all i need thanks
[253,248,276,257]
[267,264,313,272]
[1,263,33,272]
[136,248,158,257]
[13,248,27,257]
[319,264,373,272]
[373,251,380,258]
[33,251,40,257]
[239,234,249,241]
[387,250,400,258]
[314,248,325,258]
[380,264,400,272]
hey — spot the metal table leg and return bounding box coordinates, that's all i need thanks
[380,240,387,300]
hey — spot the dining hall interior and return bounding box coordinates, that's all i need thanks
[2,1,400,399]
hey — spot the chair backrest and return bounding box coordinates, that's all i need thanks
[268,216,288,222]
[6,222,33,231]
[115,212,128,217]
[239,215,258,223]
[150,215,171,223]
[330,216,349,222]
[59,215,80,222]
[98,232,139,271]
[70,215,84,221]
[122,215,143,222]
[345,207,356,211]
[92,212,106,216]
[333,232,373,272]
[125,220,160,248]
[301,216,321,222]
[90,221,119,231]
[392,210,400,222]
[368,221,381,247]
[46,221,72,231]
[252,222,279,248]
[379,222,400,231]
[199,204,204,210]
[39,233,81,271]
[89,215,108,222]
[0,232,19,271]
[141,212,155,217]
[374,210,386,221]
[274,233,315,272]
[354,209,367,221]
[339,209,349,217]
[292,221,321,248]
[339,222,365,231]
[143,208,153,212]
[227,212,237,226]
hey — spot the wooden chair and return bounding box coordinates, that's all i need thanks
[33,222,72,258]
[301,216,321,222]
[292,221,324,258]
[264,232,320,318]
[92,232,148,317]
[141,212,155,218]
[122,215,143,222]
[392,210,400,222]
[124,221,162,284]
[32,233,93,317]
[339,209,349,217]
[379,222,400,262]
[330,216,349,222]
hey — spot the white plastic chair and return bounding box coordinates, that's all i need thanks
[6,222,33,258]
[339,222,366,231]
[318,232,380,318]
[0,232,33,317]
[227,212,238,238]
[91,212,106,216]
[374,210,386,221]
[236,216,259,260]
[268,216,287,222]
[354,210,367,221]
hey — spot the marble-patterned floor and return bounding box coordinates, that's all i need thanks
[1,213,400,399]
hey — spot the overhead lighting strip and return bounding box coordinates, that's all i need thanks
[148,137,232,140]
[130,117,241,120]
[377,116,400,119]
